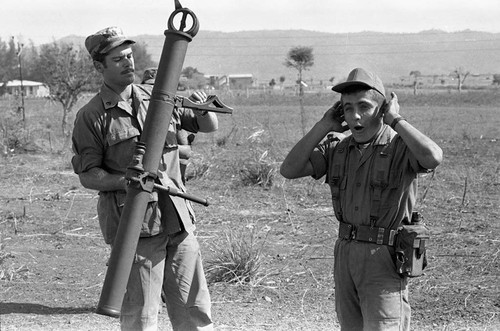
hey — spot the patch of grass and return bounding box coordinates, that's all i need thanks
[0,232,29,281]
[232,129,280,188]
[215,125,238,147]
[239,150,277,188]
[205,224,270,285]
[0,235,13,267]
[185,154,212,182]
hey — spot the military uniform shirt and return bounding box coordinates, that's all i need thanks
[71,83,200,244]
[310,125,428,230]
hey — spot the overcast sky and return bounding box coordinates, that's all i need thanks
[3,0,500,44]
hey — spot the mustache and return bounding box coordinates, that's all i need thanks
[121,68,135,74]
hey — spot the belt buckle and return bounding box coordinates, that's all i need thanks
[388,229,396,246]
[351,226,357,240]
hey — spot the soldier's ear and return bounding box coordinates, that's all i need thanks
[378,100,388,117]
[94,60,104,73]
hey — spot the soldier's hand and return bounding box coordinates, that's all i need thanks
[188,90,208,103]
[382,92,401,125]
[322,101,348,133]
[189,90,209,116]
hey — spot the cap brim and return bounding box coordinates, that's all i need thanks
[331,81,372,93]
[100,38,136,54]
[331,81,385,97]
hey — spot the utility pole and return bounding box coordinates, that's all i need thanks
[13,37,25,124]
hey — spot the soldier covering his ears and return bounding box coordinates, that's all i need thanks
[280,67,443,330]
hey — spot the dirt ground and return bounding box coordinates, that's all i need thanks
[1,100,499,330]
[0,150,498,331]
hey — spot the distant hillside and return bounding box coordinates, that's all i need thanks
[61,29,500,86]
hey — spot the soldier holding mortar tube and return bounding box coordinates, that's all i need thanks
[71,26,216,331]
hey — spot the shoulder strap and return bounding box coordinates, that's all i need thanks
[369,141,395,225]
[100,109,111,149]
[135,83,153,96]
[329,136,352,222]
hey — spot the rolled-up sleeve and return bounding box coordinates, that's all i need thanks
[71,104,105,174]
[310,133,344,181]
[310,148,328,180]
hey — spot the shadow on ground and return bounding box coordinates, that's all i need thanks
[0,303,95,315]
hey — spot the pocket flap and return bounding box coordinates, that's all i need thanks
[107,127,140,146]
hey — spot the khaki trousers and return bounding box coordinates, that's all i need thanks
[334,239,410,331]
[120,231,212,331]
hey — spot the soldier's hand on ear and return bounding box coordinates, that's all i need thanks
[383,92,401,125]
[322,101,349,133]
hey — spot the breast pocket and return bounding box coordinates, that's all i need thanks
[107,126,141,147]
[105,126,141,170]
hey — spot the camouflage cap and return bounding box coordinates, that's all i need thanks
[141,67,158,84]
[85,26,135,59]
[332,67,385,97]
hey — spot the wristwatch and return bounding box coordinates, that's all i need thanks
[390,116,406,130]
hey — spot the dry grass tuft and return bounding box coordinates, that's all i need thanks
[0,234,29,281]
[239,150,277,188]
[186,154,212,181]
[205,225,269,286]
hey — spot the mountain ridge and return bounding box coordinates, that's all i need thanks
[60,29,500,85]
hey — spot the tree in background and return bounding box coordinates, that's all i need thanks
[492,74,500,86]
[0,38,19,83]
[284,46,314,97]
[37,42,100,136]
[0,39,10,84]
[279,75,286,90]
[269,78,276,88]
[284,46,314,135]
[18,41,40,82]
[182,66,202,79]
[181,66,206,90]
[451,67,470,93]
[0,38,32,126]
[410,70,421,95]
[132,41,157,80]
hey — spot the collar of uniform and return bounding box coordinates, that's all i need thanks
[374,125,395,146]
[132,84,151,103]
[99,84,150,114]
[347,124,393,149]
[99,84,123,110]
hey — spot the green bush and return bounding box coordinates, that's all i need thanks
[0,101,35,154]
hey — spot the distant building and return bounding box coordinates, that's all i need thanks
[0,80,50,98]
[399,73,494,88]
[205,74,254,90]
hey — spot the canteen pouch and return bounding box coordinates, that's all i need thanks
[395,214,429,277]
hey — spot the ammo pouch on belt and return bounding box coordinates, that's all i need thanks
[395,213,430,277]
